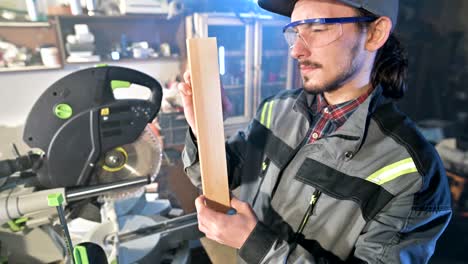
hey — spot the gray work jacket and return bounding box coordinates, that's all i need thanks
[182,86,452,263]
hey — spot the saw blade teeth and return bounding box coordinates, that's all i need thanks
[93,125,162,186]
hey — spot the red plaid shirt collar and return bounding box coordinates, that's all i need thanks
[313,89,372,125]
[307,88,372,144]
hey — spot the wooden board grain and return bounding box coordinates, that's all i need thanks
[186,37,231,213]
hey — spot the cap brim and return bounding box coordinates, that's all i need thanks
[258,0,397,30]
[258,0,296,17]
[258,0,364,18]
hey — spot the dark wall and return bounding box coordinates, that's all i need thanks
[397,0,468,125]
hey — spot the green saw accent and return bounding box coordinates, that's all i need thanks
[7,220,21,232]
[14,217,28,226]
[111,259,118,264]
[366,158,418,185]
[111,80,131,91]
[47,193,64,207]
[54,104,73,119]
[7,217,28,232]
[73,246,90,264]
[95,64,108,67]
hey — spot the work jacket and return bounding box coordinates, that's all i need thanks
[182,86,452,263]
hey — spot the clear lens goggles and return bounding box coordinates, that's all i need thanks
[282,17,377,49]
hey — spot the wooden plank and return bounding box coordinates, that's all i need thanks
[186,37,231,213]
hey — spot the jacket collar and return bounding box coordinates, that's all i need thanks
[293,85,388,140]
[292,89,314,123]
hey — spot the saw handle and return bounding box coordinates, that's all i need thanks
[106,66,163,110]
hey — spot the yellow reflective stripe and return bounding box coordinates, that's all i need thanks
[366,158,418,185]
[260,101,270,126]
[266,100,275,129]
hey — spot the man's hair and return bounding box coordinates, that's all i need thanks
[357,9,408,99]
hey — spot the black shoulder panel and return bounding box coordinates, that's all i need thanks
[372,103,451,211]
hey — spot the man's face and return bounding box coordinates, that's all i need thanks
[290,0,368,94]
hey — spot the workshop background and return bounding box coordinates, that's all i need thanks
[0,0,467,263]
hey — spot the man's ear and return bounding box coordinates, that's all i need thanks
[365,16,392,52]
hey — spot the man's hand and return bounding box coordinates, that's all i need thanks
[177,71,197,137]
[195,195,258,249]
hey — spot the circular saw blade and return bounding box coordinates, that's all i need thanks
[94,125,162,185]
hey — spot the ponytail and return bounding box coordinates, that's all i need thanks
[371,34,408,99]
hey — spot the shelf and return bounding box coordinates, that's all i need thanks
[56,14,187,62]
[64,55,180,66]
[0,65,62,73]
[0,21,51,27]
[0,56,178,74]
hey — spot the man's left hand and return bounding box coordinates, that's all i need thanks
[195,195,258,249]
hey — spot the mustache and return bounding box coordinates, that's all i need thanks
[298,60,322,68]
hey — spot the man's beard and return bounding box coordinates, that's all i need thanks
[300,39,364,95]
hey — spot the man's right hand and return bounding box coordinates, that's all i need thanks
[177,70,197,138]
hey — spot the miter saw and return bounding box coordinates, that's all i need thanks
[0,66,200,263]
[23,65,163,188]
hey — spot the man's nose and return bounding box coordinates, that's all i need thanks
[290,36,310,60]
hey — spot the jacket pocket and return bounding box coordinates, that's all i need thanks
[294,158,395,222]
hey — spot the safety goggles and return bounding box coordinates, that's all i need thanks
[283,17,377,49]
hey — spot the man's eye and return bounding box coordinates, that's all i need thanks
[312,28,325,32]
[310,25,328,32]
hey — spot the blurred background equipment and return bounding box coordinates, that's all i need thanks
[39,45,60,67]
[436,138,468,214]
[65,24,100,63]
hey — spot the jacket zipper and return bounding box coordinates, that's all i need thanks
[294,189,322,239]
[286,189,322,262]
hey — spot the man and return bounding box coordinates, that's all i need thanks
[178,0,452,263]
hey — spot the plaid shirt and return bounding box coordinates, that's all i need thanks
[308,90,371,144]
